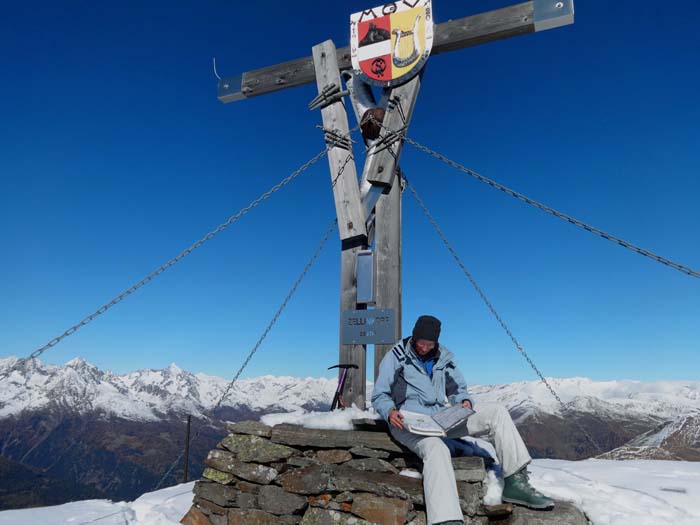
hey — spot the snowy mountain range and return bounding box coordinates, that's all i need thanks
[0,356,699,509]
[0,356,337,421]
[2,356,699,422]
[598,413,700,461]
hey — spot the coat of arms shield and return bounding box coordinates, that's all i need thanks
[350,0,434,87]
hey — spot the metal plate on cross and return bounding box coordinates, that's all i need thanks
[350,0,433,88]
[342,309,396,345]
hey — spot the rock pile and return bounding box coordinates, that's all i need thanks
[180,420,587,525]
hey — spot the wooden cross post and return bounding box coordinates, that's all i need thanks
[217,1,574,408]
[311,38,422,407]
[311,41,368,409]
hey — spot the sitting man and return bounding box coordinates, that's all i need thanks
[372,315,553,525]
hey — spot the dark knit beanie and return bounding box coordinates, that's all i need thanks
[412,315,441,343]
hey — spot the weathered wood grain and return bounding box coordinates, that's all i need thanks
[218,2,536,103]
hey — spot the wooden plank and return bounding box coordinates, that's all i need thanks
[430,1,533,56]
[312,40,367,244]
[363,74,421,187]
[218,2,537,103]
[311,41,367,409]
[373,173,402,381]
[339,247,366,410]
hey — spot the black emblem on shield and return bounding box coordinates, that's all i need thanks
[371,57,387,77]
[359,22,391,47]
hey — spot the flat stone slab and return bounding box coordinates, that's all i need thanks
[452,456,486,482]
[257,485,308,515]
[271,423,404,453]
[349,446,391,459]
[227,420,273,438]
[180,505,213,525]
[509,501,588,525]
[205,450,278,484]
[194,480,254,508]
[279,464,424,505]
[192,497,227,517]
[346,457,399,474]
[351,492,411,525]
[228,508,285,525]
[351,418,388,431]
[315,449,352,464]
[480,502,513,517]
[300,507,375,525]
[307,493,349,512]
[287,456,319,468]
[457,480,483,516]
[203,467,236,485]
[220,434,298,463]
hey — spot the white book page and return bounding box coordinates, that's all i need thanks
[400,410,445,436]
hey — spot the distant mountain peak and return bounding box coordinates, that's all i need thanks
[1,357,699,427]
[0,357,337,421]
[166,362,183,374]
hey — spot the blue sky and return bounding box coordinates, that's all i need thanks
[1,0,698,385]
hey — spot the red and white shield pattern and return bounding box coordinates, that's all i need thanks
[350,0,433,87]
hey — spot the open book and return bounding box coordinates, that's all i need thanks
[400,404,475,437]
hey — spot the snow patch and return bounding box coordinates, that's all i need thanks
[483,468,504,506]
[260,406,378,429]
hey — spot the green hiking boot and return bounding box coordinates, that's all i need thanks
[503,469,554,510]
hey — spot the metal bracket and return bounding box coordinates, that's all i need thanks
[370,125,407,156]
[356,250,376,305]
[316,125,354,150]
[308,82,350,111]
[217,74,249,103]
[534,0,574,32]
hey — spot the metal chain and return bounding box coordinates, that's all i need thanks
[212,218,337,413]
[0,149,330,386]
[331,152,355,189]
[405,178,602,453]
[403,136,700,279]
[154,218,337,490]
[362,112,698,279]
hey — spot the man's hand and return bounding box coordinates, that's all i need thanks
[462,400,473,410]
[388,409,404,430]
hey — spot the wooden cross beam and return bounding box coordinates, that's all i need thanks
[218,0,573,103]
[217,0,574,409]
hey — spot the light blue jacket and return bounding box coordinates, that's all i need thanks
[371,337,474,421]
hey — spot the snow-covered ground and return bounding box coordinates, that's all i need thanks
[530,459,700,525]
[0,482,195,525]
[0,459,698,524]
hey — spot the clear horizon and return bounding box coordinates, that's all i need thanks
[2,0,698,386]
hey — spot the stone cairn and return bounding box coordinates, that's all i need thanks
[180,420,587,525]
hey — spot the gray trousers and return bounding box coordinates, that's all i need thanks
[390,403,531,525]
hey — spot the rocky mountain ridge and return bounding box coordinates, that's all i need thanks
[597,413,700,461]
[0,356,337,421]
[2,356,699,423]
